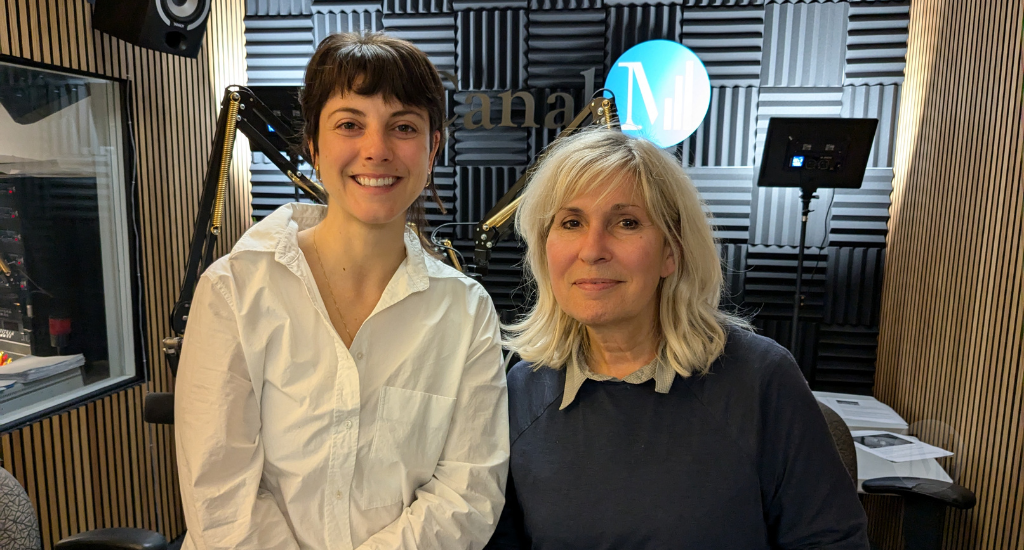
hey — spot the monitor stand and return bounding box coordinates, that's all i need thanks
[791,187,817,354]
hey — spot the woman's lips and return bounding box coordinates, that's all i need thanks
[573,278,621,291]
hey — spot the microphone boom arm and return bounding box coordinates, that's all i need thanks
[468,94,619,277]
[163,85,327,374]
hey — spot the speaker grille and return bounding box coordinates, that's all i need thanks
[157,0,211,29]
[165,0,201,21]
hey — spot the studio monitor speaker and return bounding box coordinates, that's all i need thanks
[92,0,211,58]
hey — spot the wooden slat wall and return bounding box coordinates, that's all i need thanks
[0,0,250,547]
[867,0,1024,548]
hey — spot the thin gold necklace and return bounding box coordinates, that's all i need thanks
[312,226,355,343]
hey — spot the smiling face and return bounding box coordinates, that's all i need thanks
[544,177,677,333]
[312,92,440,229]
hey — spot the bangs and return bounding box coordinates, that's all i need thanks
[301,32,447,159]
[323,41,440,117]
[533,143,646,234]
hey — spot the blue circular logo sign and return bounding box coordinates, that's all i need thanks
[604,40,711,148]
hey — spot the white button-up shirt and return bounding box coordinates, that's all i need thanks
[175,203,509,550]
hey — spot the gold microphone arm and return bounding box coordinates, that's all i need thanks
[467,93,620,277]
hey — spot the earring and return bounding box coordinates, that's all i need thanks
[314,163,321,182]
[424,172,432,190]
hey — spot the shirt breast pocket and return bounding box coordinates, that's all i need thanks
[358,386,457,510]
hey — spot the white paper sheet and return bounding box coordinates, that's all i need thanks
[817,395,906,424]
[851,430,953,463]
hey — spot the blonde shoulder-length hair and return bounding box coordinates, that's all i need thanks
[504,127,750,377]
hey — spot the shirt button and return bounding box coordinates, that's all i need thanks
[356,352,364,360]
[335,490,342,500]
[344,420,352,429]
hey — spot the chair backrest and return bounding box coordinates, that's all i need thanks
[817,402,858,487]
[0,466,41,550]
[144,392,175,425]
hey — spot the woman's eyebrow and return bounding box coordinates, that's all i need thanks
[610,203,642,211]
[390,109,427,120]
[325,107,365,117]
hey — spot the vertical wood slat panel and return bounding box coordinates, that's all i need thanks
[0,0,249,546]
[869,0,1024,549]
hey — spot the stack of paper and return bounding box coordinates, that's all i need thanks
[813,391,909,434]
[0,354,85,383]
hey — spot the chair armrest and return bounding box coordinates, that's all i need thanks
[54,527,168,550]
[862,476,976,509]
[144,392,175,425]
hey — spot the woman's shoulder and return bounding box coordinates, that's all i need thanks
[703,327,806,396]
[718,328,795,370]
[507,361,563,393]
[420,255,500,316]
[506,361,565,442]
[200,204,313,288]
[198,241,277,291]
[422,253,489,292]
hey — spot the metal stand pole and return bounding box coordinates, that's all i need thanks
[790,188,816,354]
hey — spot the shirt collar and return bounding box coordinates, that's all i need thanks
[230,202,431,298]
[559,356,676,410]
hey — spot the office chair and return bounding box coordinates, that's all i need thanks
[0,465,167,550]
[1,466,41,550]
[817,403,976,550]
[49,392,176,549]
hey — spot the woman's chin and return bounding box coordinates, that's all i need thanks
[568,309,622,330]
[340,208,410,229]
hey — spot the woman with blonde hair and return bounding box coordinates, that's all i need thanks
[486,128,868,549]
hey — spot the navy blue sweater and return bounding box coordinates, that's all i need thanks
[487,329,869,550]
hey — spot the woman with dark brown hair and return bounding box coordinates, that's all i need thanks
[175,32,508,550]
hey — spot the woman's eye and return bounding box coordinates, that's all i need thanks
[337,121,358,131]
[619,218,640,229]
[395,124,417,133]
[560,219,581,229]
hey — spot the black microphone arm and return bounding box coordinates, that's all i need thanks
[162,85,327,375]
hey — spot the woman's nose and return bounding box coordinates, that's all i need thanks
[361,127,392,162]
[578,226,612,264]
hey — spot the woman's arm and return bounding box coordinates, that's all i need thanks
[175,275,301,550]
[356,293,510,550]
[484,472,530,550]
[759,348,869,550]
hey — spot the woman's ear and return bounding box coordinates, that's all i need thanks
[307,139,317,166]
[661,240,678,279]
[429,130,441,166]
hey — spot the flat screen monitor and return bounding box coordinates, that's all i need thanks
[756,117,878,190]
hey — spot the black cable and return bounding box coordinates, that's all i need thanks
[435,242,467,267]
[429,221,477,243]
[130,108,168,539]
[806,189,837,287]
[429,221,476,268]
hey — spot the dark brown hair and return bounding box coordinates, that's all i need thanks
[300,32,448,233]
